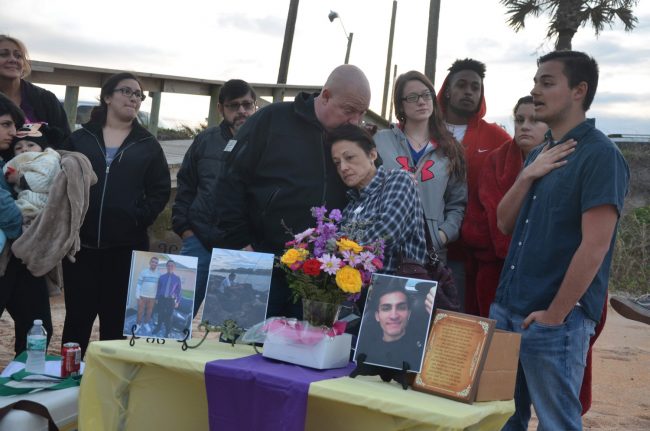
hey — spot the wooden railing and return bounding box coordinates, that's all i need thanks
[27,60,388,136]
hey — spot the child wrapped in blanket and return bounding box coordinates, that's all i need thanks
[1,123,62,250]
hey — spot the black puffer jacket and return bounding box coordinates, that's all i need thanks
[22,80,71,145]
[62,121,171,248]
[215,92,348,255]
[172,121,232,248]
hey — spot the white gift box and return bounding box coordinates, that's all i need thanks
[263,332,352,370]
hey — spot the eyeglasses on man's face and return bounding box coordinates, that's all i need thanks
[223,101,256,112]
[402,91,433,104]
[113,87,146,101]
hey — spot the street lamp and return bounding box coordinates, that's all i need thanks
[328,10,353,64]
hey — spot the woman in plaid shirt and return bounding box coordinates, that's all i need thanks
[327,124,427,274]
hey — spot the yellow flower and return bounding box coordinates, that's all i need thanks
[335,266,362,293]
[281,248,308,265]
[336,238,363,253]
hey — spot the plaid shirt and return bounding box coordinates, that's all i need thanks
[342,166,426,273]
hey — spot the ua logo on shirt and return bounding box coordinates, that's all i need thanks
[396,156,435,182]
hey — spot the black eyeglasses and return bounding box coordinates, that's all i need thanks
[223,101,256,111]
[113,87,146,101]
[402,91,433,104]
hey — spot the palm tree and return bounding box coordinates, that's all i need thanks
[500,0,639,50]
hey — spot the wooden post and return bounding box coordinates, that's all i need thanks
[382,1,398,119]
[63,85,79,131]
[207,84,223,127]
[272,87,285,103]
[277,0,300,84]
[424,0,442,86]
[148,91,162,137]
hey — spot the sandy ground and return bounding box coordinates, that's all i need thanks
[1,295,648,430]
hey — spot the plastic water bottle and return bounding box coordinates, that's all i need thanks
[25,319,47,374]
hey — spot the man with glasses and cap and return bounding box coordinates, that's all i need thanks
[172,79,257,317]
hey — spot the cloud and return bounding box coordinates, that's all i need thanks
[595,92,650,104]
[581,39,650,65]
[214,13,285,36]
[3,18,166,70]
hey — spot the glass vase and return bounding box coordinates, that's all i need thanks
[302,299,341,327]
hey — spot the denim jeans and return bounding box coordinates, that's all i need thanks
[489,302,595,431]
[180,235,212,318]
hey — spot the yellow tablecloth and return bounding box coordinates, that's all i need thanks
[80,339,514,431]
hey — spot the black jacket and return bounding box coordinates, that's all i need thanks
[172,121,232,248]
[22,80,71,146]
[215,92,348,255]
[62,121,171,248]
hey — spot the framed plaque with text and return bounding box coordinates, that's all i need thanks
[412,310,496,403]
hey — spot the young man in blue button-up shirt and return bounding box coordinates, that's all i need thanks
[490,51,629,430]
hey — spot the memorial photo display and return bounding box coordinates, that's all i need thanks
[201,248,273,329]
[413,311,497,403]
[123,251,198,340]
[354,274,437,372]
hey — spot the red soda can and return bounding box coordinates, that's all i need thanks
[61,342,81,377]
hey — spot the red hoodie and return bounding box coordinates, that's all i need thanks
[464,138,523,261]
[437,73,511,314]
[437,74,511,248]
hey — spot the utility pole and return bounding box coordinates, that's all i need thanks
[388,64,398,122]
[382,0,397,119]
[345,32,354,64]
[424,0,441,87]
[276,0,300,101]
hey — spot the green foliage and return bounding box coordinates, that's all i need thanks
[280,264,349,305]
[632,206,650,225]
[157,123,208,141]
[610,206,650,295]
[501,0,639,49]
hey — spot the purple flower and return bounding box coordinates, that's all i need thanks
[359,251,377,272]
[347,292,362,302]
[311,206,327,222]
[360,270,372,285]
[317,253,342,275]
[342,250,362,266]
[328,209,342,222]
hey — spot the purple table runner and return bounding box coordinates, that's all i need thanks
[204,354,355,431]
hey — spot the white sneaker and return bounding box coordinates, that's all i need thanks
[134,324,142,334]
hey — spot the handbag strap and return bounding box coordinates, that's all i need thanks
[0,400,59,431]
[421,216,441,266]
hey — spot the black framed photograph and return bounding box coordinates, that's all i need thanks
[201,248,273,329]
[354,273,437,372]
[122,251,198,340]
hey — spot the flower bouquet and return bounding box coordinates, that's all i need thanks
[279,206,385,327]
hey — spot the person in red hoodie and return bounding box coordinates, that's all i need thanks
[463,96,545,317]
[437,58,511,314]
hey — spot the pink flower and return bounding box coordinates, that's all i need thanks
[294,227,315,243]
[371,257,384,270]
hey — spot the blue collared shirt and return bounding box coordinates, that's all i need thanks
[495,119,629,323]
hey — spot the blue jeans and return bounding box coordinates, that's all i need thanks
[180,235,212,318]
[489,302,595,431]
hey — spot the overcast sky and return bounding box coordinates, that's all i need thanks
[2,0,649,134]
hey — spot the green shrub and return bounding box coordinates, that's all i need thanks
[610,205,650,295]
